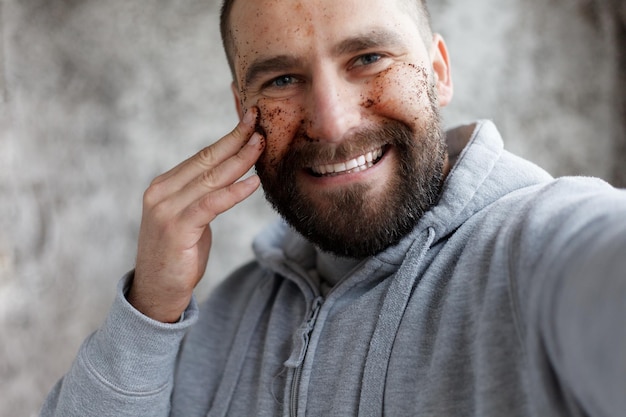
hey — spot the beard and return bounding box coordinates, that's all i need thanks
[256,93,447,259]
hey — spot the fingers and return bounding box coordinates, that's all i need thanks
[144,107,264,208]
[132,108,264,322]
[193,132,263,194]
[158,130,264,226]
[151,107,260,195]
[181,174,262,228]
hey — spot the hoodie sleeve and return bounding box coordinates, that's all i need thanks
[548,217,626,416]
[39,273,199,417]
[511,178,626,417]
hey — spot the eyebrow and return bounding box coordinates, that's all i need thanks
[331,30,405,56]
[243,29,405,87]
[245,55,305,87]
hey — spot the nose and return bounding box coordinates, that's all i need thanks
[303,68,362,143]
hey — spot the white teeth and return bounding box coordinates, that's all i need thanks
[311,147,384,176]
[345,159,358,170]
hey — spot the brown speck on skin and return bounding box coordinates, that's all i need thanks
[302,133,320,143]
[361,97,377,108]
[246,59,434,173]
[254,99,304,166]
[357,63,431,118]
[254,110,267,137]
[256,136,266,151]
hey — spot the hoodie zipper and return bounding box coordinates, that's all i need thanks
[290,296,323,417]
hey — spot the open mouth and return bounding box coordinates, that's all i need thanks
[308,146,387,177]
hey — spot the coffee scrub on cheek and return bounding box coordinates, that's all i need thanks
[359,63,434,125]
[251,97,304,168]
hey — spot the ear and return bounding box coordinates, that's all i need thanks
[231,82,244,121]
[430,33,453,108]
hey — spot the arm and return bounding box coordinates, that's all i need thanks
[39,108,265,416]
[513,180,626,416]
[40,274,199,417]
[540,210,626,416]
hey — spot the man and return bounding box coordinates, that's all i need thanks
[41,0,626,416]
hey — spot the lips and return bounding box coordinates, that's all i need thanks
[309,147,385,177]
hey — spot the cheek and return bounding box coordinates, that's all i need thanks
[254,98,304,167]
[360,64,433,124]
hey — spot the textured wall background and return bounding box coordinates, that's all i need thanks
[0,0,623,415]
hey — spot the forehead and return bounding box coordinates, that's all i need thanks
[228,0,423,79]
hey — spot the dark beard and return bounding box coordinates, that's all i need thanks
[256,104,446,259]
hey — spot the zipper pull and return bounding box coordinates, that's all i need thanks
[284,296,324,368]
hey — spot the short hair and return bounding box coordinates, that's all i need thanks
[220,0,432,82]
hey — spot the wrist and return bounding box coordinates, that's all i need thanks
[126,275,192,323]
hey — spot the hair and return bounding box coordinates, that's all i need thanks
[219,0,432,81]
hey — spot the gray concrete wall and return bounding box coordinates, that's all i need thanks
[0,1,623,415]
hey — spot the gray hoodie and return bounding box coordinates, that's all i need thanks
[40,120,626,416]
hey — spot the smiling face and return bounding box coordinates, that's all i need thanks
[228,0,453,258]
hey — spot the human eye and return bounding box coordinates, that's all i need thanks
[353,53,383,67]
[266,75,299,89]
[257,74,303,99]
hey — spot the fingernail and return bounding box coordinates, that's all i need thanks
[243,108,256,125]
[242,175,260,187]
[248,132,261,146]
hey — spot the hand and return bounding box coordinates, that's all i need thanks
[129,108,265,323]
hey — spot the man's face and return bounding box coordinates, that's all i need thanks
[229,0,452,258]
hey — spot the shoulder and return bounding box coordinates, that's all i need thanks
[500,176,624,233]
[458,176,625,282]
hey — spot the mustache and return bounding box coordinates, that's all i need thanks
[285,121,414,168]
